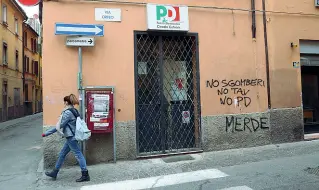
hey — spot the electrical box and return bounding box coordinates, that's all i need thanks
[86,90,114,133]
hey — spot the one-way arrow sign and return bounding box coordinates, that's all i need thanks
[66,36,95,47]
[55,23,104,36]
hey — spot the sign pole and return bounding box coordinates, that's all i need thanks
[56,23,104,159]
[78,46,86,158]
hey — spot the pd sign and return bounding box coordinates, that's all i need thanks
[156,5,180,22]
[147,4,189,31]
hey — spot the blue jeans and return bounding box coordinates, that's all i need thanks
[55,138,87,171]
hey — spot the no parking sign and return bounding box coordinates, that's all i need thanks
[182,111,190,124]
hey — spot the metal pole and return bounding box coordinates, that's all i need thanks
[78,46,86,158]
[81,90,86,158]
[112,87,116,163]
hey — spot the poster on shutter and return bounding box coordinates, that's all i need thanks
[182,111,190,124]
[166,61,188,101]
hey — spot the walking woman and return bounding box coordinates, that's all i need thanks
[42,94,90,182]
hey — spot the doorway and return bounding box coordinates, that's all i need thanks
[2,81,7,121]
[134,32,201,156]
[14,88,20,118]
[35,89,38,113]
[301,55,319,135]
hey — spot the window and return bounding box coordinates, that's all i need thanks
[14,88,20,106]
[24,84,28,101]
[34,39,37,52]
[23,32,27,47]
[27,57,30,73]
[30,38,37,53]
[23,56,26,72]
[31,60,34,74]
[25,57,29,73]
[30,38,33,51]
[2,5,7,24]
[15,50,19,70]
[34,61,39,76]
[3,42,7,65]
[14,18,18,34]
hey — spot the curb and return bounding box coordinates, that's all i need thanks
[0,112,43,131]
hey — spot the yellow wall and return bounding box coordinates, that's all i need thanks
[23,25,40,113]
[0,0,26,120]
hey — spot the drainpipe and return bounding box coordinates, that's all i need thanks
[251,0,256,38]
[262,0,271,109]
[22,22,26,102]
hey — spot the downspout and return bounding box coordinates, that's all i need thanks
[22,23,26,101]
[39,1,43,24]
[262,0,271,108]
[251,0,256,38]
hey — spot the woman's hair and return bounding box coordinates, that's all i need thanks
[63,94,79,105]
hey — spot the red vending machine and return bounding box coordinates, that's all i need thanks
[86,90,114,133]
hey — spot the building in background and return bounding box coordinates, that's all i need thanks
[26,15,41,35]
[0,0,27,121]
[26,15,42,113]
[23,22,41,115]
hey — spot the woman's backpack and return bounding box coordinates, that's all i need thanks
[68,108,91,141]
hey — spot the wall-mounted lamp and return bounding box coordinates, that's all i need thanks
[291,42,298,48]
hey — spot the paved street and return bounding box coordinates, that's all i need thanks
[78,151,319,190]
[39,138,319,190]
[3,115,319,190]
[0,114,43,190]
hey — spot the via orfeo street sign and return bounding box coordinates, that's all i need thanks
[95,8,121,22]
[55,23,104,37]
[66,36,95,47]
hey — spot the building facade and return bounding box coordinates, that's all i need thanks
[0,0,27,121]
[23,23,42,115]
[42,0,318,167]
[28,16,43,113]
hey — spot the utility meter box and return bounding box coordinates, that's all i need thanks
[86,90,114,133]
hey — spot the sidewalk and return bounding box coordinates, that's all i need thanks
[37,139,319,190]
[0,112,43,131]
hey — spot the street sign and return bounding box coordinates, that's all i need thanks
[95,8,122,22]
[66,36,95,47]
[55,23,104,36]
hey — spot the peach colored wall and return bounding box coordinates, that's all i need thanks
[266,0,319,108]
[44,0,308,125]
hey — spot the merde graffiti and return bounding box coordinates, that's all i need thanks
[226,116,269,133]
[206,79,265,107]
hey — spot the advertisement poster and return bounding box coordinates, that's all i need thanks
[90,94,109,124]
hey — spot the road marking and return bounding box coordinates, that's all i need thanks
[150,158,165,164]
[37,157,44,173]
[26,145,41,150]
[219,186,253,190]
[81,169,228,190]
[304,133,319,140]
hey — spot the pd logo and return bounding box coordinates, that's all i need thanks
[156,5,180,22]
